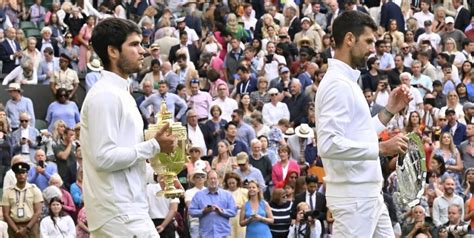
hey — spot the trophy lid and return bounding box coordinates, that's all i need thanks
[157,99,172,124]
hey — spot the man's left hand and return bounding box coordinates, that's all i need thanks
[386,84,413,114]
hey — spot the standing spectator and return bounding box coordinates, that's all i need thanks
[146,175,179,238]
[249,76,271,110]
[292,176,327,230]
[442,109,467,146]
[40,196,76,237]
[272,145,300,188]
[77,16,95,73]
[36,27,60,57]
[4,83,35,131]
[37,47,59,85]
[11,112,40,164]
[185,168,207,238]
[27,149,57,191]
[283,79,311,127]
[70,167,83,207]
[287,202,322,238]
[441,18,468,52]
[411,60,433,98]
[249,139,272,190]
[0,27,22,74]
[239,180,273,238]
[287,123,315,165]
[433,176,465,227]
[60,32,80,72]
[250,111,270,137]
[269,188,292,238]
[453,0,470,32]
[189,170,237,237]
[223,172,248,238]
[2,161,43,237]
[84,58,102,92]
[231,109,256,148]
[285,6,301,41]
[185,110,208,155]
[413,0,434,28]
[210,83,238,122]
[51,53,80,98]
[202,105,227,155]
[139,80,187,123]
[188,79,212,122]
[223,37,244,85]
[28,0,46,25]
[212,140,238,184]
[401,205,435,237]
[258,42,286,81]
[234,152,266,192]
[224,121,250,156]
[53,128,77,190]
[185,145,211,182]
[76,206,89,238]
[45,88,80,132]
[235,66,258,97]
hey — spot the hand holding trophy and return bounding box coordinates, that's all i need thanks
[145,99,187,198]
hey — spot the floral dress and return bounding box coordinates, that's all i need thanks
[434,148,463,195]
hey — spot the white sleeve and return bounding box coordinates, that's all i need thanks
[2,66,20,85]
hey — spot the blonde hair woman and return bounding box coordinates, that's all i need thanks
[52,119,66,146]
[139,6,157,30]
[400,0,413,23]
[440,90,465,124]
[432,6,447,33]
[239,180,273,238]
[261,14,280,40]
[443,37,465,68]
[211,140,238,184]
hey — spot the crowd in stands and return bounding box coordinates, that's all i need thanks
[0,0,473,237]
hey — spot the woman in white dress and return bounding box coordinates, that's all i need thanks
[40,197,76,238]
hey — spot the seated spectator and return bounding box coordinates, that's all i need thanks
[433,176,465,227]
[224,121,249,156]
[444,204,469,236]
[185,145,211,183]
[27,149,58,191]
[2,59,37,85]
[40,197,76,237]
[262,88,290,127]
[462,168,474,200]
[84,58,102,92]
[47,173,76,217]
[69,167,83,208]
[45,88,80,132]
[250,111,270,138]
[401,205,435,237]
[249,76,271,111]
[37,47,59,85]
[76,206,89,238]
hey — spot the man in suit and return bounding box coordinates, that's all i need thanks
[168,31,199,67]
[453,0,470,32]
[36,27,60,57]
[161,61,180,93]
[292,176,327,232]
[442,108,467,146]
[326,0,342,32]
[285,6,301,41]
[37,47,59,85]
[380,0,405,32]
[0,27,22,74]
[364,89,384,117]
[11,112,40,165]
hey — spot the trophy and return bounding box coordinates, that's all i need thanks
[145,99,187,198]
[395,133,427,208]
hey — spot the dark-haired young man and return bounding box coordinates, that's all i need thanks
[80,18,177,237]
[315,11,412,236]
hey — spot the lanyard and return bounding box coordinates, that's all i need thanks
[240,80,250,94]
[15,189,27,206]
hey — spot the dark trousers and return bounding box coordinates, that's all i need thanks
[152,218,175,238]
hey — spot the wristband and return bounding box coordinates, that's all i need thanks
[383,107,395,118]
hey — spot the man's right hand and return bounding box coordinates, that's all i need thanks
[379,134,408,156]
[154,123,177,154]
[203,206,214,214]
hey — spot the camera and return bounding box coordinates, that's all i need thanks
[303,210,319,221]
[38,160,44,168]
[446,224,471,236]
[265,54,273,64]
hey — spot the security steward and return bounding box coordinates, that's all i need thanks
[2,161,43,237]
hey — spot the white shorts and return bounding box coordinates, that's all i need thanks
[91,215,160,238]
[327,194,394,238]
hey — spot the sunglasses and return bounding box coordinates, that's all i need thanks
[65,36,72,38]
[194,175,206,179]
[190,149,200,153]
[270,94,277,96]
[438,118,447,121]
[59,94,68,98]
[238,163,246,166]
[20,120,29,123]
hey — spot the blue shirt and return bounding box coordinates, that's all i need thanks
[411,74,433,98]
[139,92,188,120]
[467,82,474,97]
[45,101,80,132]
[189,188,237,238]
[5,96,35,129]
[27,162,57,190]
[234,166,266,192]
[85,71,101,92]
[237,122,256,148]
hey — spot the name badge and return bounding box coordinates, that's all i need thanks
[17,208,24,218]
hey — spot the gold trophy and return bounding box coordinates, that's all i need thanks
[145,99,187,198]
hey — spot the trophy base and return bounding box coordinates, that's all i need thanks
[156,189,185,199]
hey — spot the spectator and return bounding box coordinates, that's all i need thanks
[239,180,273,238]
[27,149,57,191]
[185,145,211,183]
[45,88,80,132]
[287,202,322,238]
[185,168,207,238]
[69,166,83,207]
[231,109,256,148]
[292,176,327,229]
[40,196,76,237]
[37,47,59,85]
[22,37,41,69]
[258,41,286,81]
[262,88,290,127]
[272,145,300,188]
[50,52,79,98]
[47,173,76,217]
[223,37,244,85]
[188,78,212,122]
[401,205,435,237]
[139,80,187,123]
[2,161,43,237]
[287,123,314,166]
[234,152,266,192]
[361,57,380,92]
[77,16,95,72]
[185,109,208,155]
[224,121,249,156]
[53,127,77,190]
[76,206,89,238]
[210,83,238,122]
[442,108,467,146]
[250,111,270,137]
[283,79,311,127]
[433,176,465,227]
[0,27,22,74]
[268,188,292,238]
[84,58,102,92]
[0,117,13,172]
[202,105,227,155]
[445,204,469,235]
[189,170,237,237]
[11,112,40,164]
[223,171,248,238]
[60,32,80,72]
[249,138,272,187]
[211,140,237,184]
[249,76,270,111]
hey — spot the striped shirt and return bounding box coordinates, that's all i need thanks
[269,201,293,237]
